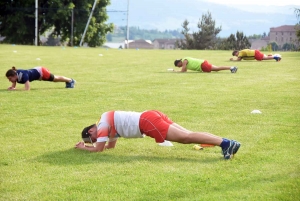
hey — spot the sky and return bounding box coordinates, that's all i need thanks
[204,0,300,6]
[107,0,299,37]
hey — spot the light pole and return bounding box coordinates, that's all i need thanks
[126,0,129,49]
[35,0,38,46]
[80,0,98,47]
[71,8,74,47]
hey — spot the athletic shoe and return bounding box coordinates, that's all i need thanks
[273,54,281,62]
[222,140,240,160]
[65,81,71,88]
[70,79,76,88]
[66,79,76,88]
[231,140,241,155]
[230,66,238,73]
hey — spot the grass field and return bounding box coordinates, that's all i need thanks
[0,44,299,201]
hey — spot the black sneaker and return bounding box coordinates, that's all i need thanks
[66,79,76,88]
[222,140,240,159]
[230,66,238,73]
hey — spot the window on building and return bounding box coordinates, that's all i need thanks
[282,32,283,35]
[276,37,277,41]
[276,32,277,35]
[281,37,283,42]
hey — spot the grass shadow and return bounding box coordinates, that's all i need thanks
[0,87,70,92]
[34,148,220,166]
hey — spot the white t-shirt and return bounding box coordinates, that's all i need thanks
[96,111,143,142]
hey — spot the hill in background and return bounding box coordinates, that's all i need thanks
[107,0,299,38]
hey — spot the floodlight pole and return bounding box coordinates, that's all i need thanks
[35,0,38,46]
[126,0,129,49]
[71,8,74,47]
[79,0,98,47]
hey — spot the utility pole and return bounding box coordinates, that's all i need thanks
[35,0,38,46]
[71,8,74,47]
[80,0,98,47]
[126,0,129,49]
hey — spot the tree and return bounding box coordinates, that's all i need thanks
[235,31,251,50]
[269,41,279,51]
[193,11,221,49]
[0,0,42,44]
[295,8,300,42]
[179,11,221,50]
[282,43,296,50]
[0,0,113,47]
[226,34,236,50]
[219,31,250,50]
[178,20,194,49]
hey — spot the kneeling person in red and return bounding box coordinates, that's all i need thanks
[75,110,241,160]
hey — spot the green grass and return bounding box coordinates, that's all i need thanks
[0,44,299,201]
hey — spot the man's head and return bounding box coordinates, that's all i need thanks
[174,59,182,67]
[232,50,239,56]
[81,124,97,143]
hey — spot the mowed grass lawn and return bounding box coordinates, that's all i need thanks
[0,44,299,201]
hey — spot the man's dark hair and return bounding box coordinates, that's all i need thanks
[232,50,239,56]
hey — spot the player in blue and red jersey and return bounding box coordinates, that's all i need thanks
[5,66,75,90]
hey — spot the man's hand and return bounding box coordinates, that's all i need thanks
[75,141,85,149]
[7,87,16,90]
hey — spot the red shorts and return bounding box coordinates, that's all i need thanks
[139,110,174,143]
[41,67,52,80]
[254,50,264,61]
[201,60,212,72]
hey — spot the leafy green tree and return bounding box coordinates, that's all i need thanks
[178,20,194,49]
[179,11,221,50]
[193,11,221,49]
[262,32,267,38]
[295,8,300,42]
[0,0,113,47]
[221,31,250,50]
[225,34,236,50]
[282,43,296,50]
[269,41,279,51]
[235,31,250,50]
[0,0,41,44]
[248,34,262,40]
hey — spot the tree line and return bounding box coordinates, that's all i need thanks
[1,1,299,50]
[177,10,299,51]
[0,0,113,47]
[106,27,184,42]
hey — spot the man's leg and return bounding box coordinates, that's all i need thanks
[166,124,223,145]
[166,124,241,159]
[211,65,238,73]
[262,54,281,61]
[53,75,71,82]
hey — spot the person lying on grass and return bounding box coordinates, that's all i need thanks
[173,57,238,73]
[5,66,75,90]
[230,49,281,62]
[75,110,241,160]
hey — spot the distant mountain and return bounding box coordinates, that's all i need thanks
[107,0,299,37]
